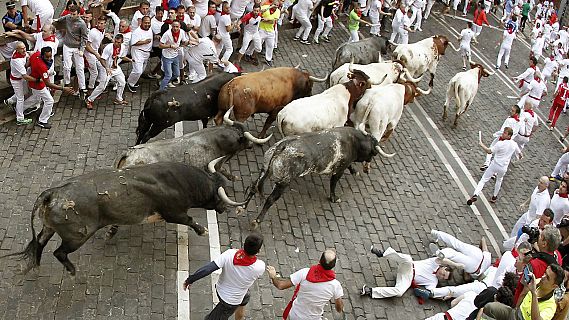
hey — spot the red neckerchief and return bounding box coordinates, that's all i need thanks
[12,51,26,59]
[112,45,121,58]
[535,77,541,83]
[176,15,185,22]
[511,114,520,121]
[526,109,535,117]
[499,136,511,141]
[355,9,362,17]
[551,56,555,61]
[560,193,569,198]
[269,7,277,14]
[283,265,336,319]
[233,249,257,266]
[508,27,515,34]
[531,65,536,70]
[164,18,173,24]
[121,26,131,34]
[172,30,180,43]
[208,9,217,15]
[221,11,229,15]
[43,34,56,42]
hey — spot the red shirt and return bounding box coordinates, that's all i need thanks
[28,51,49,90]
[61,7,86,16]
[473,9,489,26]
[554,83,569,106]
[513,252,563,304]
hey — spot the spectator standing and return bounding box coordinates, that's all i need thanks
[159,20,188,90]
[128,16,153,92]
[131,1,150,31]
[313,0,338,43]
[2,2,23,32]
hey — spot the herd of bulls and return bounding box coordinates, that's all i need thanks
[3,34,496,275]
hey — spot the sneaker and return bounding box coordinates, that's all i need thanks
[490,196,498,203]
[505,64,509,69]
[131,83,140,88]
[549,126,554,131]
[127,84,137,93]
[173,78,181,85]
[314,38,319,44]
[112,84,118,91]
[495,65,500,69]
[16,118,32,125]
[413,287,433,300]
[462,66,467,71]
[550,175,563,182]
[85,99,94,110]
[79,89,87,100]
[36,121,51,129]
[265,59,273,67]
[360,285,372,297]
[293,36,300,41]
[429,243,444,259]
[300,39,311,45]
[370,245,383,258]
[23,105,41,116]
[430,229,439,242]
[480,164,488,171]
[49,109,55,117]
[322,36,331,43]
[560,135,566,142]
[167,83,176,88]
[416,27,423,31]
[547,119,552,124]
[466,195,478,205]
[147,73,160,79]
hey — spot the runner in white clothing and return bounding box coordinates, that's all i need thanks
[267,250,344,320]
[458,22,475,69]
[409,0,426,31]
[217,2,237,62]
[542,55,559,83]
[84,17,108,90]
[510,177,551,237]
[230,0,253,20]
[5,42,35,125]
[130,1,150,30]
[424,291,479,320]
[550,181,569,225]
[513,102,539,152]
[513,56,538,92]
[517,72,547,109]
[496,20,517,69]
[390,4,407,43]
[430,230,492,278]
[292,0,314,44]
[21,0,54,32]
[467,127,522,204]
[185,31,219,82]
[234,5,262,66]
[367,0,389,36]
[127,16,153,92]
[481,105,521,170]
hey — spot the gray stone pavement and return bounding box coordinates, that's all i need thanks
[0,1,566,319]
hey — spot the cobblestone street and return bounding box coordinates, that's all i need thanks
[0,1,566,319]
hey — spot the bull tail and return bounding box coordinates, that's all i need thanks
[0,191,50,274]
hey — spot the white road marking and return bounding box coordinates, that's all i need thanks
[207,210,222,305]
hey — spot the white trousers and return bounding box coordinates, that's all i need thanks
[473,24,482,37]
[88,68,125,102]
[186,56,207,83]
[62,45,86,90]
[410,6,423,29]
[484,137,500,166]
[434,230,486,274]
[552,153,569,177]
[424,0,435,19]
[24,87,53,123]
[370,247,413,298]
[128,50,150,86]
[399,29,409,44]
[517,94,540,109]
[473,162,507,197]
[220,34,233,62]
[85,52,105,89]
[431,280,486,299]
[314,15,333,39]
[496,45,511,67]
[542,68,554,82]
[239,31,261,55]
[258,29,275,61]
[425,314,446,320]
[513,134,530,151]
[349,29,360,42]
[8,78,26,120]
[369,13,380,35]
[31,10,54,32]
[390,26,405,43]
[294,11,312,40]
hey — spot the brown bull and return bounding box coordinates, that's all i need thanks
[214,67,327,137]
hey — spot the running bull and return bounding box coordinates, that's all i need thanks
[135,72,239,145]
[215,67,327,138]
[329,60,422,87]
[332,36,390,71]
[242,127,382,228]
[1,162,245,275]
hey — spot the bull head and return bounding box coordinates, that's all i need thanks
[207,156,248,206]
[433,35,450,55]
[223,107,273,144]
[167,98,180,108]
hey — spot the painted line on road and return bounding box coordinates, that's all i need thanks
[207,210,222,305]
[408,104,505,256]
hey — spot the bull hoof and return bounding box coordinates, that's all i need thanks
[250,219,260,230]
[236,206,246,215]
[195,225,209,236]
[232,175,241,181]
[105,229,118,241]
[198,227,209,236]
[330,196,341,203]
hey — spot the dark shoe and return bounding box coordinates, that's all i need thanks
[546,119,552,124]
[413,287,433,300]
[490,196,498,203]
[127,84,137,93]
[313,37,319,44]
[550,175,563,182]
[36,121,51,129]
[300,39,311,45]
[265,59,273,67]
[370,245,383,258]
[293,36,300,41]
[79,89,87,100]
[505,64,509,69]
[85,99,94,110]
[480,164,488,171]
[360,285,372,297]
[23,105,41,116]
[322,36,331,43]
[467,195,477,205]
[560,135,566,142]
[429,242,445,259]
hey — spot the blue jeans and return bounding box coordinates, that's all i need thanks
[160,55,180,91]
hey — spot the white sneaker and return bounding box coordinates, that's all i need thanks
[167,83,176,88]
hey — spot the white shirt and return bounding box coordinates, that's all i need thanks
[526,187,551,222]
[101,43,127,69]
[288,268,344,320]
[200,15,217,37]
[21,0,54,16]
[501,30,517,48]
[392,9,406,27]
[525,78,547,99]
[213,249,265,305]
[217,14,232,36]
[532,37,545,55]
[460,28,475,49]
[160,29,188,59]
[33,33,59,55]
[194,0,209,17]
[516,67,538,83]
[241,13,261,34]
[10,55,27,78]
[411,0,426,9]
[490,139,520,167]
[550,191,569,225]
[86,28,105,53]
[186,37,218,62]
[446,291,478,320]
[294,0,314,15]
[368,0,381,16]
[414,258,440,290]
[187,14,201,29]
[490,250,517,288]
[495,116,521,140]
[543,57,559,75]
[151,17,164,47]
[130,27,153,53]
[231,0,253,18]
[131,10,146,30]
[518,109,539,136]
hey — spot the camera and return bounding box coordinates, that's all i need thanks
[522,225,540,244]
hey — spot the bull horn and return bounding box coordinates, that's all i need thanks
[244,131,273,144]
[218,187,247,206]
[223,107,234,126]
[309,73,328,82]
[416,86,432,95]
[294,63,301,69]
[403,68,423,83]
[349,54,354,72]
[375,145,395,158]
[484,68,496,76]
[208,156,226,173]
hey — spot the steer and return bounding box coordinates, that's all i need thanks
[332,36,390,71]
[135,72,239,145]
[215,67,327,138]
[277,69,373,137]
[443,63,494,127]
[352,82,431,146]
[392,35,456,89]
[243,127,382,228]
[1,162,245,275]
[329,60,422,87]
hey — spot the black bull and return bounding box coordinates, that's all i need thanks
[1,162,245,275]
[135,72,239,145]
[243,127,382,228]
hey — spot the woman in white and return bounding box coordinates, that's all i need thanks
[292,0,314,44]
[368,0,390,36]
[550,180,569,226]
